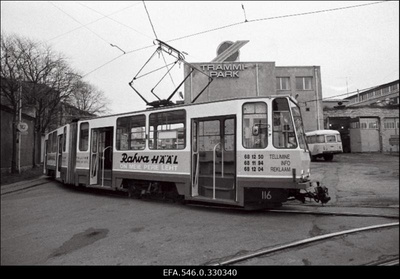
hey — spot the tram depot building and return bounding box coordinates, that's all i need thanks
[183,43,399,154]
[184,61,324,133]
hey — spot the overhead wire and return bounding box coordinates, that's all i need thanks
[49,1,142,77]
[50,2,110,46]
[45,2,142,43]
[77,2,153,41]
[82,0,391,77]
[248,1,389,24]
[166,1,389,43]
[142,1,176,87]
[81,53,125,78]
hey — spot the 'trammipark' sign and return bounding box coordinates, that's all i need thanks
[199,63,247,78]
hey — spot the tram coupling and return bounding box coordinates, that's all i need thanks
[294,182,331,205]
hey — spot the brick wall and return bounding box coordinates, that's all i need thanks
[1,106,36,172]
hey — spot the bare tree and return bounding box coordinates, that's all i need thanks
[0,34,27,173]
[1,33,78,171]
[70,80,110,116]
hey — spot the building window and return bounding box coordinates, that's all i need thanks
[369,122,378,129]
[360,122,367,129]
[382,87,389,94]
[360,118,379,129]
[149,110,186,150]
[79,122,89,151]
[243,102,268,149]
[384,118,399,129]
[390,84,398,92]
[350,122,360,129]
[276,77,290,90]
[295,77,313,90]
[116,115,146,150]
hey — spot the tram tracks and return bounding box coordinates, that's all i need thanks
[205,222,399,266]
[265,208,399,219]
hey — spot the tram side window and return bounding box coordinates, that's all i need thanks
[48,134,53,153]
[63,126,67,152]
[51,132,57,152]
[116,115,146,150]
[45,140,49,155]
[79,122,89,151]
[149,110,186,150]
[242,102,268,149]
[272,98,297,149]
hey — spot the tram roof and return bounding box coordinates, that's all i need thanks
[76,94,296,121]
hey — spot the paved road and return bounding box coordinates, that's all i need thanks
[1,153,398,266]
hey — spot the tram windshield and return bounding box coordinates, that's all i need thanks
[272,98,297,149]
[289,99,307,150]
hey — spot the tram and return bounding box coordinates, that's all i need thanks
[43,95,330,209]
[43,40,330,209]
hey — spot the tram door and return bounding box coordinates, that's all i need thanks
[56,134,63,179]
[192,116,236,200]
[90,127,113,186]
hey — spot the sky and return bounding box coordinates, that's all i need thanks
[1,1,399,114]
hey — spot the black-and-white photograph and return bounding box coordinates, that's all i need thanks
[1,1,398,272]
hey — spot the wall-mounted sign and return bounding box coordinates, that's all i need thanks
[199,63,247,78]
[17,122,28,132]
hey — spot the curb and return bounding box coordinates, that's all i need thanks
[1,176,50,195]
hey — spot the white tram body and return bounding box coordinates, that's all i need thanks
[305,129,343,161]
[44,95,330,209]
[43,124,71,181]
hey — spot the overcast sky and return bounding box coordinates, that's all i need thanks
[1,1,399,114]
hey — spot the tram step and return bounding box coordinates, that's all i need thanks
[202,185,234,191]
[201,187,235,200]
[198,176,234,190]
[101,178,112,186]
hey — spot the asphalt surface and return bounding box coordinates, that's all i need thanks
[1,153,398,267]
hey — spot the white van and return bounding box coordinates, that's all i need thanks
[305,130,343,161]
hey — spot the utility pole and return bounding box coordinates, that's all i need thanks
[17,80,22,173]
[314,66,321,130]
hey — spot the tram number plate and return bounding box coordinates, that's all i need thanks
[261,190,272,200]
